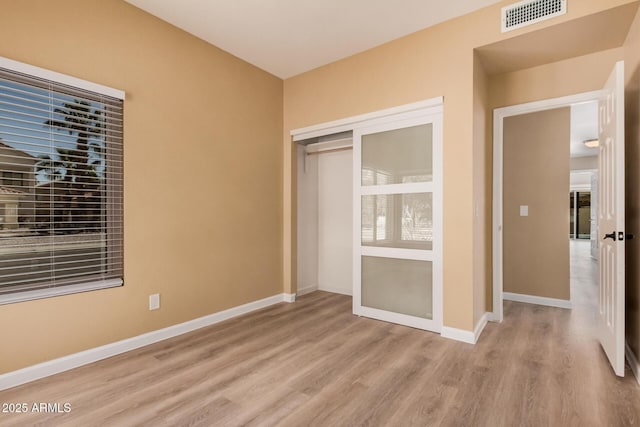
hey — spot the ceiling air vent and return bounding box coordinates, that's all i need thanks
[501,0,567,32]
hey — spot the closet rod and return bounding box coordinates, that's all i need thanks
[306,146,353,156]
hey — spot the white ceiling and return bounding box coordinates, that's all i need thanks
[124,0,503,79]
[570,102,599,158]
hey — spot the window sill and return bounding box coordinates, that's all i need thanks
[0,279,123,305]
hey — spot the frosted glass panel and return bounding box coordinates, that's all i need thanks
[361,193,432,250]
[361,124,432,185]
[362,256,432,319]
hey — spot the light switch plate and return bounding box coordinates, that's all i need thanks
[520,205,528,216]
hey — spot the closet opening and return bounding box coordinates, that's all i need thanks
[296,131,353,297]
[291,97,443,333]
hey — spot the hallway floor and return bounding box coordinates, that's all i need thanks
[568,238,599,337]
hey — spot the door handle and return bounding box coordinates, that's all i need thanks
[604,232,616,241]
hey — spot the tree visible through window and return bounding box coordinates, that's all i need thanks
[36,100,106,233]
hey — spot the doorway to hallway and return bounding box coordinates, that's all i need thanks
[494,61,627,376]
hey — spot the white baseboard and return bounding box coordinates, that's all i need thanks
[441,312,488,345]
[441,326,476,344]
[625,341,640,385]
[474,312,489,343]
[503,292,571,309]
[0,293,290,391]
[318,285,352,296]
[487,312,501,322]
[296,284,318,296]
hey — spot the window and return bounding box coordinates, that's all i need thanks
[2,172,24,187]
[569,191,591,240]
[0,57,124,304]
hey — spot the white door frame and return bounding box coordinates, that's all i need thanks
[492,90,602,322]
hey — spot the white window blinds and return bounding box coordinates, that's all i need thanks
[0,58,124,304]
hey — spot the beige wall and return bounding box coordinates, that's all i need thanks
[625,8,640,357]
[0,0,283,374]
[473,53,490,326]
[503,108,571,300]
[489,48,625,109]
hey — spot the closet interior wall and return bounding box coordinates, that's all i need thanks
[297,138,353,296]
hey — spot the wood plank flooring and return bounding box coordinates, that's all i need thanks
[1,240,639,426]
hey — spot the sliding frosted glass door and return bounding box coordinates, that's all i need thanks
[353,109,442,332]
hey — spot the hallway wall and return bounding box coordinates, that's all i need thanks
[503,108,571,301]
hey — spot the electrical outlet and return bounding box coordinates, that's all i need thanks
[149,293,160,310]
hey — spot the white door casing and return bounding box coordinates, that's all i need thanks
[492,90,602,323]
[597,60,625,377]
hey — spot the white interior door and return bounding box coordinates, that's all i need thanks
[353,108,442,332]
[598,60,625,377]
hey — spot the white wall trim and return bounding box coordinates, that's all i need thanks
[441,326,476,344]
[291,96,443,141]
[487,312,501,322]
[441,312,489,345]
[625,341,640,385]
[503,292,571,309]
[0,55,125,99]
[297,284,318,296]
[0,293,290,391]
[317,285,352,296]
[0,279,123,306]
[474,312,490,342]
[283,293,296,303]
[492,90,602,322]
[569,185,592,191]
[305,138,353,152]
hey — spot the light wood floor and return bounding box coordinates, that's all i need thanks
[1,240,639,426]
